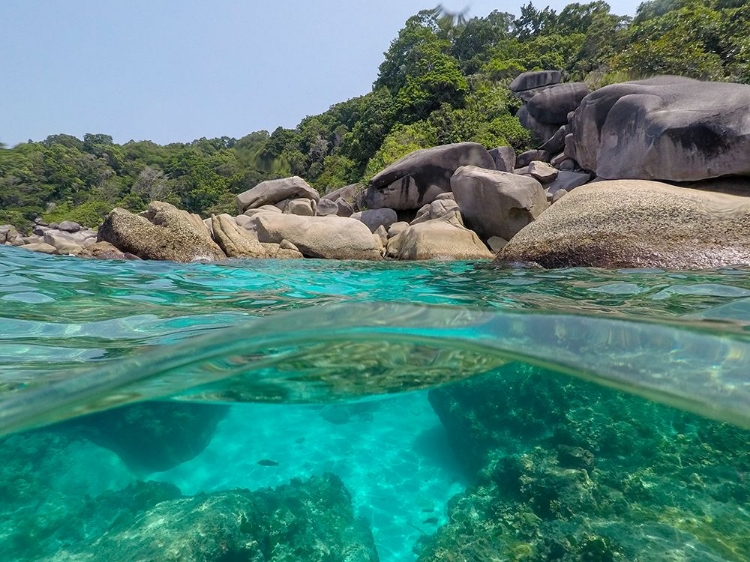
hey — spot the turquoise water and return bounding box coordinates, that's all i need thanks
[1,245,750,561]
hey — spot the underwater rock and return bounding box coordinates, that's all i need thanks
[67,473,377,562]
[64,401,229,472]
[420,363,750,561]
[428,364,572,476]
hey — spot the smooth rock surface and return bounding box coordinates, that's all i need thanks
[546,170,592,195]
[20,242,57,254]
[516,149,551,168]
[539,125,568,154]
[452,166,549,241]
[287,198,316,216]
[57,221,82,233]
[315,198,339,216]
[527,82,590,125]
[366,142,496,210]
[497,180,750,269]
[254,214,382,260]
[236,176,320,213]
[387,214,493,260]
[517,106,560,145]
[488,146,516,172]
[509,70,561,93]
[570,77,750,181]
[351,208,398,233]
[528,161,559,184]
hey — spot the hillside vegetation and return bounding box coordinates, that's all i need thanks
[1,0,748,230]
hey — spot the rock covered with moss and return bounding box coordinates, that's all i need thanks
[98,201,226,262]
[56,473,378,562]
[419,363,750,561]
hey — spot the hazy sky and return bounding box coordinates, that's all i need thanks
[1,0,643,147]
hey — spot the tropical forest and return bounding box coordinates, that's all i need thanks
[1,0,748,231]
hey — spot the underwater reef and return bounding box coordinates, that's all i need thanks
[419,363,750,561]
[0,427,378,561]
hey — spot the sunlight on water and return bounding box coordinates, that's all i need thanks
[1,246,750,561]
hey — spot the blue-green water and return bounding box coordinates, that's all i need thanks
[1,245,750,561]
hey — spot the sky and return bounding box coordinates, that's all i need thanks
[0,0,643,148]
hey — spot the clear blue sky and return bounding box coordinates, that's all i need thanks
[0,0,642,148]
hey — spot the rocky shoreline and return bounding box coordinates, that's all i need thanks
[4,72,750,270]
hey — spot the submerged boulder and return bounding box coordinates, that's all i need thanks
[77,474,378,562]
[236,176,320,214]
[496,180,750,269]
[254,214,383,260]
[366,142,496,210]
[451,166,549,241]
[98,202,226,262]
[571,76,750,181]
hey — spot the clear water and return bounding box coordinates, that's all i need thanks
[1,245,750,561]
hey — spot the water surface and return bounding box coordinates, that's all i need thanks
[1,246,749,561]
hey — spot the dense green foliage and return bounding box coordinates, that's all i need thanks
[2,0,749,230]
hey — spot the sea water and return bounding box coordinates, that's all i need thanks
[1,245,750,561]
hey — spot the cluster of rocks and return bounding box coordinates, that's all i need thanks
[417,362,750,561]
[0,421,379,562]
[6,72,750,269]
[1,220,98,256]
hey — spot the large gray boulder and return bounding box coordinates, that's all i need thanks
[254,214,382,260]
[451,166,549,241]
[387,214,493,261]
[488,146,516,172]
[527,82,590,126]
[496,180,750,269]
[517,106,560,146]
[351,208,398,233]
[509,70,562,93]
[98,202,226,262]
[570,76,750,181]
[236,176,320,213]
[365,142,496,210]
[315,198,339,216]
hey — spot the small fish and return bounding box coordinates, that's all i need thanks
[257,459,279,467]
[422,517,439,525]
